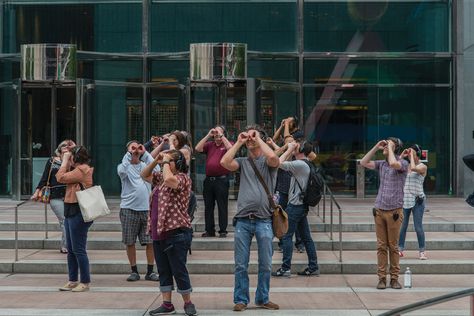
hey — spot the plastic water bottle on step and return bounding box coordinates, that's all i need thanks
[404,267,412,288]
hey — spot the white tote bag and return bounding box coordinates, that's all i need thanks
[76,185,110,222]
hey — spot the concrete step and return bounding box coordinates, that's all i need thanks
[1,231,474,251]
[1,249,473,275]
[0,273,472,315]
[2,220,474,233]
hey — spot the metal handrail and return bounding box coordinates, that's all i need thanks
[14,200,30,262]
[315,175,343,263]
[379,288,474,316]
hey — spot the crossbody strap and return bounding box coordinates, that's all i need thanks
[247,157,276,209]
[45,157,54,186]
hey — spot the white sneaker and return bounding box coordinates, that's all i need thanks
[419,252,428,260]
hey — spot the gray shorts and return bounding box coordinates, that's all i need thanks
[119,208,152,246]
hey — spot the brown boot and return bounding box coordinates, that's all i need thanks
[376,278,386,290]
[233,303,247,312]
[256,301,279,310]
[390,279,402,289]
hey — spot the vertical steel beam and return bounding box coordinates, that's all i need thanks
[142,0,150,142]
[297,0,304,130]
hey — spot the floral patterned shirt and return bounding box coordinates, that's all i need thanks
[149,171,191,240]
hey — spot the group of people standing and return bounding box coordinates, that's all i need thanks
[31,119,429,314]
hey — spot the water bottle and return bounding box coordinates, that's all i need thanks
[404,267,412,288]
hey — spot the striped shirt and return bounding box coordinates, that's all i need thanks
[403,169,426,209]
[374,159,409,210]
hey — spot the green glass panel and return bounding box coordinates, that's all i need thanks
[79,60,142,81]
[151,2,297,52]
[248,59,298,81]
[303,86,450,194]
[304,59,377,84]
[2,3,141,53]
[305,1,450,52]
[0,84,14,195]
[89,85,143,195]
[379,59,451,84]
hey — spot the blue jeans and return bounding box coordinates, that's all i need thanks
[277,193,303,249]
[234,218,273,305]
[153,228,193,294]
[398,200,426,252]
[281,203,318,271]
[64,211,93,283]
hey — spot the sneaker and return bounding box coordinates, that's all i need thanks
[233,303,247,312]
[296,246,305,253]
[127,272,140,282]
[60,247,68,254]
[145,272,159,281]
[297,267,320,276]
[398,250,404,257]
[201,232,216,237]
[390,279,402,289]
[59,281,78,291]
[184,302,198,316]
[71,283,89,292]
[256,301,279,310]
[376,279,386,290]
[419,252,428,260]
[149,304,176,315]
[218,232,227,238]
[271,267,291,277]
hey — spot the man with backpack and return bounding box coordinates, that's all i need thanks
[272,140,321,277]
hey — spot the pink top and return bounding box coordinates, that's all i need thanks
[149,172,191,240]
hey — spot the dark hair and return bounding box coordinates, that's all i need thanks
[387,137,403,155]
[298,140,313,156]
[180,130,193,154]
[171,131,186,150]
[168,149,188,174]
[71,146,91,165]
[410,144,423,158]
[245,124,267,139]
[290,116,299,130]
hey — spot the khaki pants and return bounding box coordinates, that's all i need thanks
[374,208,403,281]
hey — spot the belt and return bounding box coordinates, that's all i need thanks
[244,213,259,220]
[207,175,228,181]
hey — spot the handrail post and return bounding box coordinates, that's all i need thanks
[44,203,48,239]
[330,199,333,242]
[339,206,342,263]
[322,185,326,223]
[14,204,18,262]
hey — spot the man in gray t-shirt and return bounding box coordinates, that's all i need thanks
[221,125,280,312]
[272,140,320,278]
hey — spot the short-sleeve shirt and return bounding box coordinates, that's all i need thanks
[149,172,192,240]
[280,160,310,206]
[203,141,231,177]
[374,159,409,210]
[235,155,277,219]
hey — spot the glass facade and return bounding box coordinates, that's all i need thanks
[0,0,456,197]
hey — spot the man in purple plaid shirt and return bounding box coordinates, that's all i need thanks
[361,137,409,290]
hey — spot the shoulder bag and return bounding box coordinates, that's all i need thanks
[76,184,111,222]
[38,158,53,204]
[247,157,288,238]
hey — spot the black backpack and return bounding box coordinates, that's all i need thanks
[293,160,323,207]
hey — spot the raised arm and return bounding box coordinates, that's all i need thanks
[221,133,246,172]
[409,149,427,176]
[387,140,402,170]
[195,129,213,153]
[279,142,297,164]
[360,140,386,170]
[141,153,162,184]
[162,153,180,189]
[272,119,285,142]
[249,130,280,168]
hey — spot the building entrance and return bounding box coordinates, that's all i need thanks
[17,83,76,198]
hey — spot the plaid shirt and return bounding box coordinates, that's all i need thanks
[374,159,409,210]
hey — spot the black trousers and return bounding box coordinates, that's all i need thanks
[203,177,229,234]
